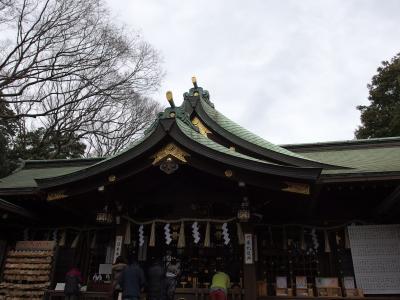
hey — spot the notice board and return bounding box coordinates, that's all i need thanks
[348,224,400,294]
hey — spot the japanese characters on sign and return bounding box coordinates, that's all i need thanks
[244,233,253,264]
[113,235,123,263]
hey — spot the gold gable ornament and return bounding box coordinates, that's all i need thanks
[282,181,310,195]
[191,117,212,137]
[47,191,67,201]
[151,143,189,174]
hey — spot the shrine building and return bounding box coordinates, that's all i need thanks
[0,77,400,299]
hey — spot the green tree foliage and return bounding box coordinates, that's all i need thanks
[1,95,85,177]
[356,53,400,139]
[0,101,17,177]
[9,128,86,161]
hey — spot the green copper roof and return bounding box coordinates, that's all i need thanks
[0,124,159,190]
[176,119,277,165]
[297,147,400,175]
[0,166,88,189]
[199,98,310,160]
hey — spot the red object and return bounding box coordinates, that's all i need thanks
[66,267,83,283]
[210,290,227,300]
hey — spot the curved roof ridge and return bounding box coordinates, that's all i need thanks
[198,98,320,161]
[176,118,278,165]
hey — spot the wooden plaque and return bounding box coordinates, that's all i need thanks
[15,241,55,251]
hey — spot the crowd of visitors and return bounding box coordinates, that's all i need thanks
[64,253,231,300]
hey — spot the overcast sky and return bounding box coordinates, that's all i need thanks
[106,0,400,144]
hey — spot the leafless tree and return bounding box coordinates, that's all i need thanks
[0,0,163,156]
[0,0,15,23]
[40,93,161,157]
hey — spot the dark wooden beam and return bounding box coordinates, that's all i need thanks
[377,185,400,215]
[0,198,38,220]
[307,183,323,217]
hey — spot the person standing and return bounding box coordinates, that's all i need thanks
[118,256,146,300]
[209,269,230,300]
[165,257,181,300]
[64,265,82,300]
[112,256,127,300]
[147,258,166,300]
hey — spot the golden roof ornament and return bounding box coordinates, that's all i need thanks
[192,76,198,88]
[166,91,175,108]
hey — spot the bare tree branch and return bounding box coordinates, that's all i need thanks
[0,0,164,157]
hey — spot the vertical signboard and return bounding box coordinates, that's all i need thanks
[113,235,123,264]
[244,233,253,264]
[348,224,400,294]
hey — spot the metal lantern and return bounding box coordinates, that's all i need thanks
[237,197,250,222]
[96,206,113,224]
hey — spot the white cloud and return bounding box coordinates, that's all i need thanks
[106,0,400,144]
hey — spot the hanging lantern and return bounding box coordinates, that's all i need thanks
[237,223,245,245]
[237,197,250,222]
[96,205,113,224]
[204,222,211,248]
[149,222,156,247]
[177,221,186,248]
[324,230,331,253]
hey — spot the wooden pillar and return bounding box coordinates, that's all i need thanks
[242,223,257,300]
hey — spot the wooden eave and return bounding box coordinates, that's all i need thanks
[0,187,39,196]
[318,171,400,183]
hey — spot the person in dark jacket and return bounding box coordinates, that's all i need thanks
[112,256,127,300]
[147,258,166,300]
[118,256,146,300]
[165,257,180,300]
[64,266,82,300]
